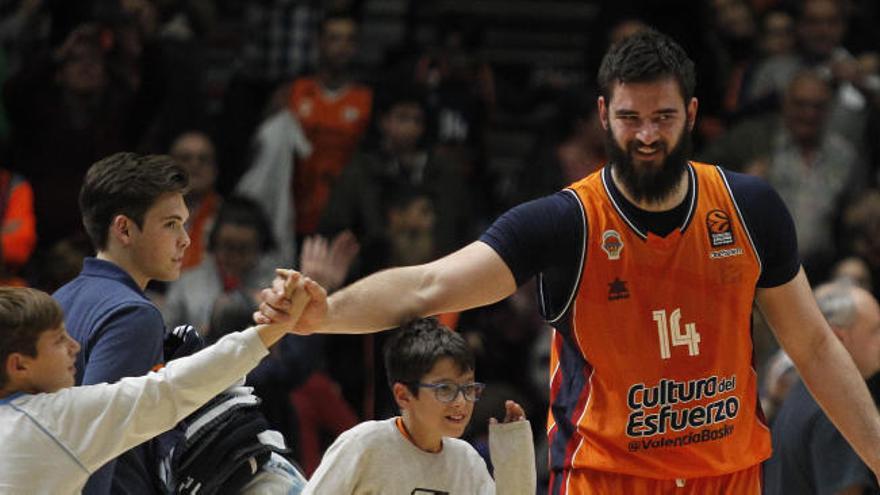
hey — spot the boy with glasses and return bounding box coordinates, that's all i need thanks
[303,318,536,494]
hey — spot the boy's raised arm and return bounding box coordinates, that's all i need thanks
[489,400,536,495]
[26,274,311,474]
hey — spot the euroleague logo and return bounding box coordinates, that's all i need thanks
[706,210,734,247]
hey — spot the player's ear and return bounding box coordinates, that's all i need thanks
[392,382,413,409]
[597,96,609,130]
[686,97,698,131]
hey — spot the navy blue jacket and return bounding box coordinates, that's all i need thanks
[54,258,165,494]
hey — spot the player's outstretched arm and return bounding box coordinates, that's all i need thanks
[257,241,517,334]
[757,268,880,478]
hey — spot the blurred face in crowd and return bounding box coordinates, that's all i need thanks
[170,132,217,198]
[388,196,436,266]
[798,0,845,60]
[713,0,756,43]
[845,191,880,269]
[213,223,261,280]
[833,257,873,292]
[320,17,358,74]
[842,288,880,378]
[761,11,796,57]
[598,77,697,204]
[381,102,426,153]
[58,42,107,95]
[782,73,832,148]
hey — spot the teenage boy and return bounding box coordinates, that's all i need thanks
[53,152,191,493]
[303,318,536,494]
[0,275,316,493]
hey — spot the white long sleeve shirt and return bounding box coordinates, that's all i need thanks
[303,417,536,495]
[0,327,269,494]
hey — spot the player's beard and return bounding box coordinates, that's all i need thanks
[605,124,691,205]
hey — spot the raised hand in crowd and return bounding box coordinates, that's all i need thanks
[299,230,360,293]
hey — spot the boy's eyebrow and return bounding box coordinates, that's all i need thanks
[161,214,186,222]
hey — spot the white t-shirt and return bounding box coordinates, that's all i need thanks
[303,417,536,495]
[0,327,269,495]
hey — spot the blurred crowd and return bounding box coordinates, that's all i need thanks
[0,0,878,490]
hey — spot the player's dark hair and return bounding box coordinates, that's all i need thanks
[384,318,474,396]
[80,152,189,251]
[0,288,64,388]
[597,28,696,103]
[207,195,276,253]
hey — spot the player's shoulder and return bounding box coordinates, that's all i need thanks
[520,189,583,216]
[701,165,778,204]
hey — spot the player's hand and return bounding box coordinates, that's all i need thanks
[253,269,327,334]
[490,400,527,424]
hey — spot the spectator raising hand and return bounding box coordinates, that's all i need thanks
[299,230,359,292]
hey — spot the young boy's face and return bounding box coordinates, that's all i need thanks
[21,325,80,394]
[407,356,476,441]
[127,192,191,284]
[381,102,425,152]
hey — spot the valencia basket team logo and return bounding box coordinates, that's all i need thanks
[601,230,624,260]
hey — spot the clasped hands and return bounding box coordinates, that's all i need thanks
[254,269,327,333]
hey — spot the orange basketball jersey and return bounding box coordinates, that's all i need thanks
[289,77,372,234]
[546,162,770,480]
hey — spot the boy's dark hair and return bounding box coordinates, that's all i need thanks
[207,195,276,253]
[384,318,474,396]
[375,83,428,118]
[385,185,433,215]
[0,288,64,388]
[597,28,696,103]
[80,152,189,251]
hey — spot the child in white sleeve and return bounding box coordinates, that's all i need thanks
[0,276,315,494]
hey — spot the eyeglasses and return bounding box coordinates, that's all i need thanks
[411,381,486,403]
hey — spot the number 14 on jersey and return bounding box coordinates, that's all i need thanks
[653,308,701,359]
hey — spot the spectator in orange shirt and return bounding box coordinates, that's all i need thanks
[0,168,36,287]
[288,11,372,238]
[169,130,221,272]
